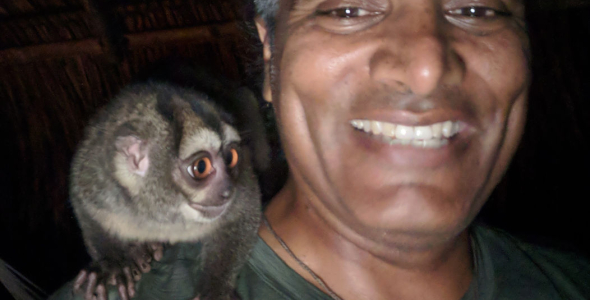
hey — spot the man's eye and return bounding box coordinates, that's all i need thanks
[312,3,387,34]
[317,7,373,18]
[447,6,511,18]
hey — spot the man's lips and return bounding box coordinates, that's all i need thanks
[350,119,463,148]
[347,114,476,168]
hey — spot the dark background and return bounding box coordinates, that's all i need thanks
[0,0,589,297]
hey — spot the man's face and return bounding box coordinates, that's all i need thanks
[268,0,529,247]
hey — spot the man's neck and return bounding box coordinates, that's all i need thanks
[259,178,474,300]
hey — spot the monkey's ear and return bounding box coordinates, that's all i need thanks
[115,136,150,177]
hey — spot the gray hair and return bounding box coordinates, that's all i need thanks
[253,0,279,35]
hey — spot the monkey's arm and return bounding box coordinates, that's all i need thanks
[72,216,164,300]
[49,243,195,300]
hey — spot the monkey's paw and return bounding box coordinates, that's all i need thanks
[73,243,164,300]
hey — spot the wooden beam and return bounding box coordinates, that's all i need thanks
[0,21,240,65]
[0,39,103,65]
[125,21,240,48]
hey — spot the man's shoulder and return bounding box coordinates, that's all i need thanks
[235,237,332,300]
[473,224,590,299]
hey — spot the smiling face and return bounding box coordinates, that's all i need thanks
[265,0,530,249]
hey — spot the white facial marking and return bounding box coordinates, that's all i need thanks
[93,207,219,243]
[180,203,216,223]
[179,129,221,160]
[222,122,241,145]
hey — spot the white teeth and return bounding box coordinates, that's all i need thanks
[412,139,425,147]
[371,121,382,135]
[453,122,460,135]
[432,123,442,138]
[414,126,432,140]
[362,120,371,133]
[382,122,396,137]
[424,139,449,148]
[442,121,454,138]
[350,119,461,148]
[395,125,414,140]
[350,120,362,128]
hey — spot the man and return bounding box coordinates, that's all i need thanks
[51,0,590,299]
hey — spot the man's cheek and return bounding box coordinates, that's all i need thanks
[487,95,528,195]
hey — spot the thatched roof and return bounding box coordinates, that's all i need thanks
[0,0,262,294]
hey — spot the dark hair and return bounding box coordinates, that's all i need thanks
[253,0,278,36]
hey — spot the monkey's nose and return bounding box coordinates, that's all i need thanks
[221,187,234,199]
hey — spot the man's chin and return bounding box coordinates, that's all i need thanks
[344,194,474,244]
[354,218,471,253]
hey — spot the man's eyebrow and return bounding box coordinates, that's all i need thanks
[292,0,321,8]
[290,0,321,11]
[292,0,304,9]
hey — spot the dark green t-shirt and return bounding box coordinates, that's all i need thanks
[50,224,590,300]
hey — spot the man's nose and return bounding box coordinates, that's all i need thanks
[369,8,464,96]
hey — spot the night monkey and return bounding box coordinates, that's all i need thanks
[70,80,264,300]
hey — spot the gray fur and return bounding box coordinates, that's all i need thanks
[70,82,262,300]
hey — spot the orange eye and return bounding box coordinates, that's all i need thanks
[227,148,238,168]
[189,157,213,179]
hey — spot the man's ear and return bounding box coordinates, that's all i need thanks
[255,16,273,103]
[115,136,150,177]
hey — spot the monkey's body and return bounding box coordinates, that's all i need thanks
[70,82,262,300]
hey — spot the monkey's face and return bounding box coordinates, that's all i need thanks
[112,91,248,230]
[172,122,243,223]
